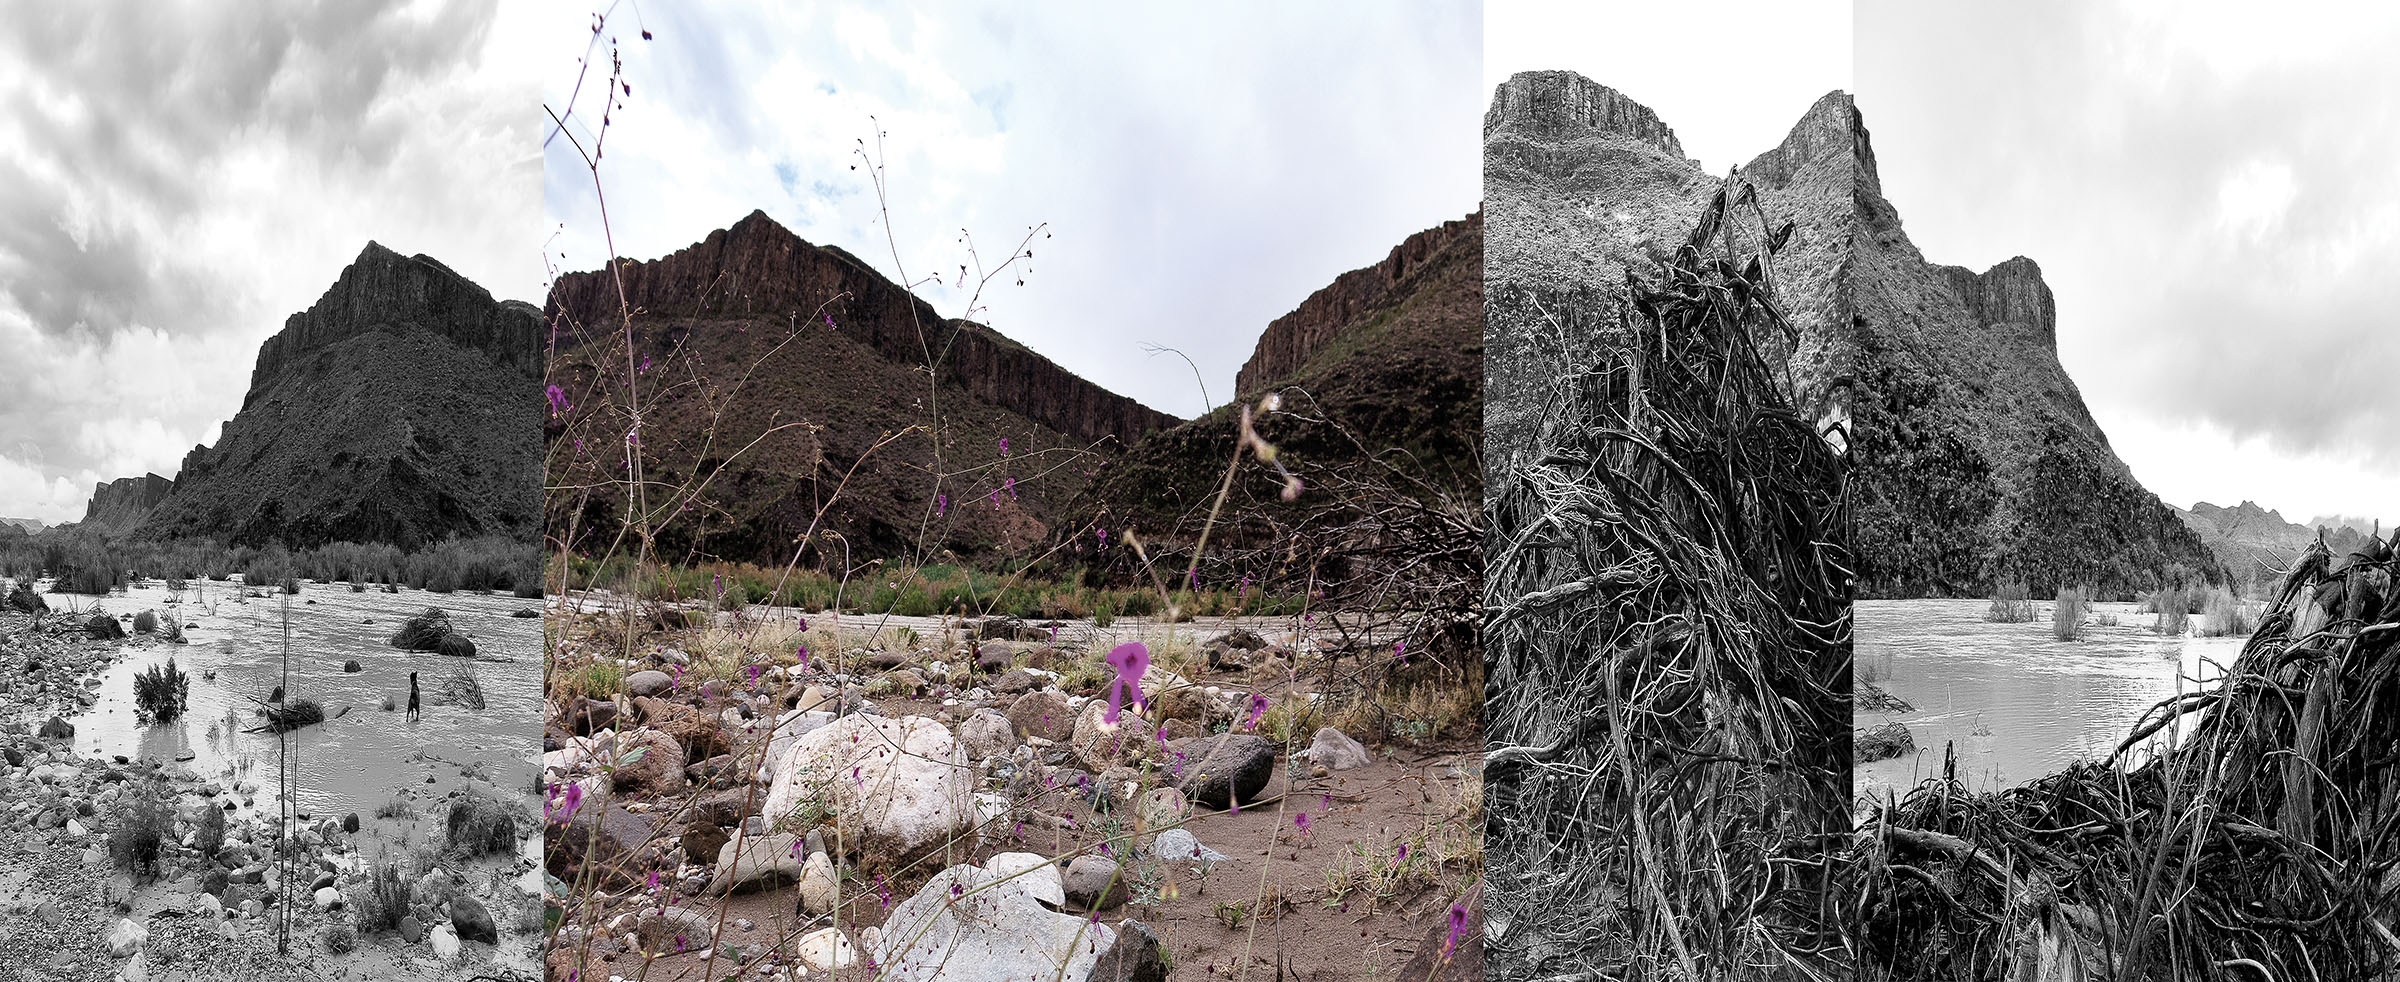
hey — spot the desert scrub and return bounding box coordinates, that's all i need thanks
[132,609,158,633]
[2051,586,2088,640]
[447,795,518,856]
[2201,587,2253,637]
[194,801,225,861]
[321,922,358,954]
[133,658,191,724]
[1985,581,2034,623]
[354,860,413,933]
[109,789,172,882]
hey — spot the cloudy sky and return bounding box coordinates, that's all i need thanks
[1485,0,1853,177]
[540,3,1482,421]
[0,1,545,525]
[1860,0,2400,530]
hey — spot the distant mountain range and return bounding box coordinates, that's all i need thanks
[1484,71,2220,597]
[2174,501,2381,586]
[61,243,542,549]
[1,516,48,534]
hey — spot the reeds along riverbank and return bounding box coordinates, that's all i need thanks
[1860,533,2400,981]
[1483,185,1854,979]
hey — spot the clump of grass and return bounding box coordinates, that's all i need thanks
[2152,585,2193,635]
[374,799,412,820]
[2051,587,2087,641]
[133,658,191,724]
[194,801,226,861]
[53,564,118,595]
[132,609,158,634]
[321,922,358,954]
[354,860,413,933]
[1985,581,2034,623]
[108,790,171,882]
[446,795,517,856]
[2200,587,2253,637]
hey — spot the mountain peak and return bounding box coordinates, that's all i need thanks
[1483,71,1686,159]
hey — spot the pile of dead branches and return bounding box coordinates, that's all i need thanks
[1484,184,1854,980]
[1860,534,2400,980]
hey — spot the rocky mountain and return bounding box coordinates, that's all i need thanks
[124,242,542,549]
[76,474,174,533]
[0,516,48,534]
[2178,501,2379,587]
[543,211,1178,565]
[1059,212,1482,590]
[1485,71,2220,597]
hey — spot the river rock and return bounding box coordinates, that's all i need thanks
[1174,733,1275,809]
[1152,828,1226,867]
[1305,727,1371,771]
[430,922,461,961]
[873,864,1114,982]
[637,905,716,954]
[703,831,804,895]
[982,851,1064,906]
[449,896,497,944]
[958,710,1017,761]
[86,613,125,640]
[1069,700,1159,772]
[975,641,1013,673]
[37,716,74,740]
[624,669,674,698]
[106,917,145,956]
[797,927,858,971]
[611,728,688,796]
[798,850,839,913]
[635,695,730,759]
[569,698,618,734]
[1089,918,1169,982]
[760,714,974,861]
[1006,689,1073,742]
[546,803,656,889]
[1063,855,1128,910]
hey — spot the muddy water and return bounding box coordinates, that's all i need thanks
[1855,598,2246,804]
[60,577,540,816]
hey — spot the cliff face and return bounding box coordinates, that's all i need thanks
[125,243,543,549]
[78,474,174,532]
[1235,212,1480,397]
[2177,501,2376,587]
[1061,212,1482,583]
[1486,71,2221,596]
[542,212,1178,565]
[547,211,1174,445]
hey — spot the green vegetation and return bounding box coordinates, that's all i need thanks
[0,531,540,598]
[133,658,191,724]
[1984,582,2034,623]
[2050,586,2088,640]
[556,555,1307,621]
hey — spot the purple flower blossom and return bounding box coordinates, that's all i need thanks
[999,437,1010,456]
[1103,642,1149,725]
[638,354,651,373]
[1096,526,1107,546]
[626,426,640,447]
[797,616,808,632]
[1243,692,1269,730]
[1395,843,1408,864]
[1004,476,1015,500]
[937,494,947,517]
[796,643,809,671]
[1393,639,1407,665]
[1237,574,1250,600]
[1442,904,1469,958]
[1293,812,1310,834]
[545,384,571,417]
[545,781,583,824]
[825,314,835,328]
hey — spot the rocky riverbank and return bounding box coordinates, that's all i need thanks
[544,604,1485,981]
[0,593,542,981]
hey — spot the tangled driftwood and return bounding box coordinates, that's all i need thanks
[1485,184,1853,980]
[1861,534,2400,980]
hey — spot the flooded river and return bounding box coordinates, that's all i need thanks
[1855,598,2246,804]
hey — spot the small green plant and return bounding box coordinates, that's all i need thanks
[132,609,158,634]
[2201,587,2253,637]
[355,860,413,933]
[195,801,226,861]
[109,790,171,882]
[133,658,191,724]
[1092,595,1117,628]
[322,922,358,954]
[2051,587,2087,641]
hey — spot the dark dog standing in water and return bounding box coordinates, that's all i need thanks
[407,671,420,721]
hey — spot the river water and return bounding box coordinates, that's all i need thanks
[58,576,540,817]
[1855,598,2246,805]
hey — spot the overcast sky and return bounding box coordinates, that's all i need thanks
[1485,0,1853,177]
[541,3,1482,422]
[1860,0,2400,530]
[0,1,544,525]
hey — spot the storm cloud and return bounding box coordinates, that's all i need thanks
[0,0,543,523]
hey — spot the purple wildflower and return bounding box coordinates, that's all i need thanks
[798,616,808,632]
[545,384,571,417]
[1393,639,1407,665]
[1238,574,1250,600]
[1004,476,1015,500]
[937,494,947,517]
[1243,692,1269,730]
[1096,526,1107,546]
[1396,843,1408,864]
[626,426,640,447]
[999,437,1010,456]
[545,781,583,824]
[1293,812,1311,834]
[1442,904,1468,958]
[1102,642,1150,725]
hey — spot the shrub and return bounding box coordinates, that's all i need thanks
[322,922,357,954]
[2202,588,2253,638]
[390,608,457,650]
[132,610,158,634]
[281,577,300,595]
[354,860,413,933]
[446,796,517,856]
[133,658,191,724]
[1985,582,2034,623]
[2153,586,2194,635]
[52,564,118,595]
[194,801,226,861]
[1092,596,1117,629]
[2051,587,2087,641]
[108,791,171,882]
